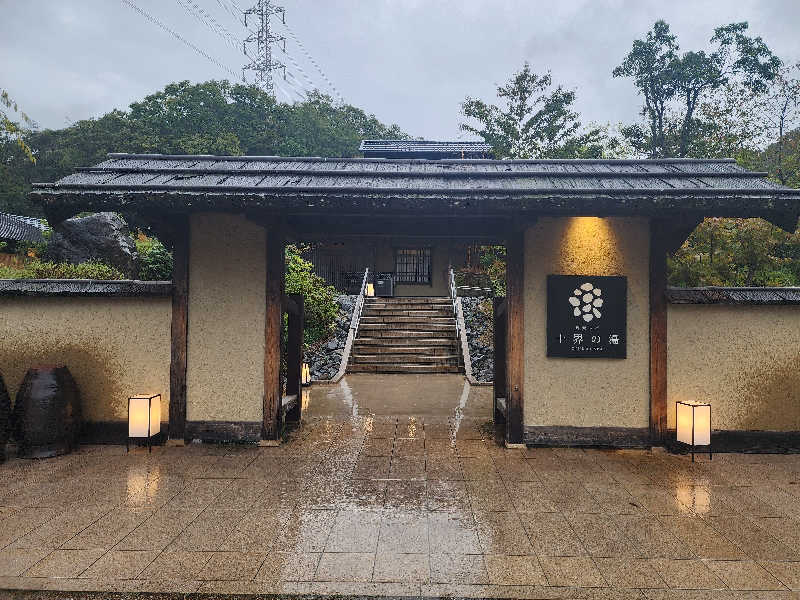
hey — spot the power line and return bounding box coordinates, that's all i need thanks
[121,0,238,79]
[279,19,343,104]
[175,0,241,51]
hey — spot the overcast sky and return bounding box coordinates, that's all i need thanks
[2,0,799,140]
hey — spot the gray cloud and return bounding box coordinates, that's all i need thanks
[1,0,798,140]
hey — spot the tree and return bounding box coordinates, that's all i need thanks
[0,80,407,217]
[460,63,606,159]
[1,89,35,163]
[614,20,781,158]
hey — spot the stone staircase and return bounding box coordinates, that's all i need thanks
[347,297,463,374]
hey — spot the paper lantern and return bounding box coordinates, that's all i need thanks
[128,394,161,453]
[366,283,375,297]
[676,400,711,462]
[301,363,311,386]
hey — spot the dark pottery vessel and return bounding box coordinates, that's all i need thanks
[13,366,82,458]
[0,371,10,462]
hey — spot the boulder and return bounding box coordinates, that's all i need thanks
[45,213,139,277]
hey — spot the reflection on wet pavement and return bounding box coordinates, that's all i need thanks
[3,376,800,596]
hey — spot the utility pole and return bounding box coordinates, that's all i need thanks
[242,0,285,97]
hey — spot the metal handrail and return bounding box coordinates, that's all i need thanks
[448,266,461,341]
[350,267,370,339]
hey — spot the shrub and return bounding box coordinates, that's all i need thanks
[0,260,125,280]
[285,244,339,347]
[136,236,173,280]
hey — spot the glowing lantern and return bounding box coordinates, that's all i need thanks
[366,283,375,297]
[301,363,311,386]
[676,400,711,462]
[128,394,161,453]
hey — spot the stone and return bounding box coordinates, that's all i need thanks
[44,212,139,277]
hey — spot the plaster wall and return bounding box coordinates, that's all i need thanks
[523,217,650,428]
[0,297,170,422]
[187,213,266,422]
[667,304,800,431]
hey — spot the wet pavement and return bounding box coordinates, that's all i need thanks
[2,376,800,598]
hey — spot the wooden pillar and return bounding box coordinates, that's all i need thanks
[285,294,304,423]
[492,297,507,424]
[649,219,668,442]
[505,230,525,445]
[263,225,285,441]
[168,216,189,442]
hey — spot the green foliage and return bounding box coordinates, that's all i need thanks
[135,235,173,281]
[1,89,35,163]
[460,63,607,159]
[614,20,781,158]
[668,217,800,287]
[0,81,406,217]
[284,244,339,347]
[0,260,125,280]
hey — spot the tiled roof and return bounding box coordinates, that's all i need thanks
[667,287,800,305]
[0,279,172,296]
[360,139,493,158]
[0,212,46,243]
[30,153,800,227]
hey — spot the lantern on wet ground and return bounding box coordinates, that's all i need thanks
[676,400,711,462]
[128,394,161,453]
[301,363,312,386]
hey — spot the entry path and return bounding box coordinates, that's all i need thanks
[2,377,800,597]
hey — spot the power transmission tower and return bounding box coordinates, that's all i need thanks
[242,0,286,97]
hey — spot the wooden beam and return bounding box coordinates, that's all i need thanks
[505,230,525,445]
[262,224,285,441]
[649,219,668,442]
[168,215,189,442]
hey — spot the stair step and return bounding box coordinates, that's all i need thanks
[359,316,455,325]
[358,322,455,332]
[352,353,459,364]
[347,363,462,374]
[354,337,457,346]
[356,329,456,339]
[352,345,457,355]
[361,309,453,317]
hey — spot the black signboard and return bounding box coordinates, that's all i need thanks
[546,275,627,358]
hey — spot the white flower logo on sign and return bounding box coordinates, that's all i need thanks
[568,282,604,323]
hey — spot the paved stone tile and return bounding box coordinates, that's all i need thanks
[275,508,336,553]
[80,550,158,579]
[385,480,426,510]
[474,510,534,554]
[704,560,785,591]
[254,551,320,582]
[430,553,488,584]
[518,512,587,557]
[197,551,266,581]
[140,550,212,581]
[567,512,641,558]
[378,511,428,553]
[24,549,105,578]
[593,557,667,588]
[428,512,481,554]
[315,552,374,582]
[538,555,607,587]
[484,554,547,585]
[373,552,430,582]
[0,548,51,577]
[325,509,382,552]
[651,558,728,589]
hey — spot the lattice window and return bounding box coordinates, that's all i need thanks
[395,248,431,285]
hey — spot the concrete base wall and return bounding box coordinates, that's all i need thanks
[668,304,800,431]
[0,296,171,422]
[186,213,266,423]
[523,217,651,429]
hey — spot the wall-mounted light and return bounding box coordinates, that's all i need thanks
[676,400,711,462]
[301,363,311,386]
[128,394,161,453]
